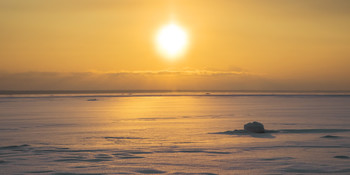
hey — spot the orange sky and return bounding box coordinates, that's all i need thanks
[0,0,349,90]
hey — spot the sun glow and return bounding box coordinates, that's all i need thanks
[156,23,188,60]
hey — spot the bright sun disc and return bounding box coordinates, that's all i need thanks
[156,23,188,60]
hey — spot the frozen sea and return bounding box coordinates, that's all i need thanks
[0,92,350,174]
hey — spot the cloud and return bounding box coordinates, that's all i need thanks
[103,70,245,76]
[0,70,349,91]
[0,70,272,90]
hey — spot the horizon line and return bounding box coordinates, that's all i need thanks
[1,89,350,95]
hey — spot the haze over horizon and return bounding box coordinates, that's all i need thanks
[1,0,349,90]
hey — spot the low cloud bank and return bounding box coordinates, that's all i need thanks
[0,70,348,90]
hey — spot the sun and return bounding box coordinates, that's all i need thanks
[156,23,188,60]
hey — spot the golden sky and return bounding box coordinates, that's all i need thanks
[0,0,349,90]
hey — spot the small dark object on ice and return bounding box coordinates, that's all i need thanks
[87,98,98,101]
[244,121,265,133]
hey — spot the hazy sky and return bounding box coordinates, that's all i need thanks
[0,0,349,90]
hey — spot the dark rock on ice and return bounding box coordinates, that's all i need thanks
[136,169,166,174]
[87,99,97,101]
[244,121,265,133]
[321,135,341,139]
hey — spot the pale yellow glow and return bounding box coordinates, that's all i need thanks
[156,23,188,60]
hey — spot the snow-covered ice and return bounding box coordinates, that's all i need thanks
[0,93,350,174]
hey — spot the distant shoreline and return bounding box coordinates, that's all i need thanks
[1,90,350,94]
[1,90,350,98]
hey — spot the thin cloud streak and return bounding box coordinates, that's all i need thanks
[103,70,245,76]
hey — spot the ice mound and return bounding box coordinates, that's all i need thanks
[212,121,273,138]
[212,121,268,136]
[244,121,265,133]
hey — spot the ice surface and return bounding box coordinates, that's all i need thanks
[0,94,350,174]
